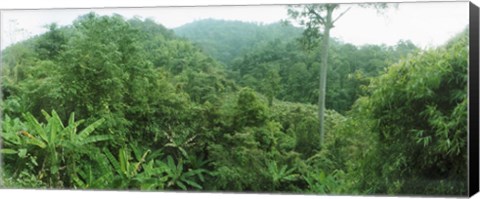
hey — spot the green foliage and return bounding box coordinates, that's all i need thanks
[230,37,417,113]
[303,171,339,194]
[176,68,235,104]
[234,88,268,128]
[346,30,468,195]
[269,101,320,157]
[35,23,68,60]
[102,146,168,189]
[203,89,314,192]
[175,19,302,65]
[158,155,206,190]
[262,67,282,106]
[0,11,467,196]
[1,110,109,188]
[57,13,140,141]
[266,161,299,190]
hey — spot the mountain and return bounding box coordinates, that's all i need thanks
[174,19,303,65]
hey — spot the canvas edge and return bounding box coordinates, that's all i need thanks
[469,1,480,197]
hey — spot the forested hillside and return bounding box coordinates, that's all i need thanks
[174,19,303,65]
[0,12,468,196]
[175,19,419,113]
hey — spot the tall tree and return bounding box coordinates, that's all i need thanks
[288,3,388,147]
[288,4,349,147]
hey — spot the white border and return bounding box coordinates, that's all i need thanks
[0,0,473,9]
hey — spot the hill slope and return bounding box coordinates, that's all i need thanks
[174,19,303,65]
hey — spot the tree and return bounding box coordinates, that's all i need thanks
[262,66,281,106]
[35,23,68,60]
[349,30,468,195]
[174,19,303,65]
[288,4,347,147]
[57,13,154,144]
[288,3,389,147]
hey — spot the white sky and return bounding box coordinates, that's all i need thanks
[0,1,469,50]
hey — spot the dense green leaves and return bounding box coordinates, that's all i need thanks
[229,38,417,113]
[340,29,468,195]
[0,11,468,196]
[175,19,303,65]
[1,110,109,187]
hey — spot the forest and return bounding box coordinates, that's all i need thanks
[0,4,468,196]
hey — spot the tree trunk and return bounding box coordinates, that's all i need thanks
[318,6,334,148]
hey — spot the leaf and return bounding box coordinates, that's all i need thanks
[148,149,164,160]
[167,156,175,170]
[176,159,184,175]
[132,150,150,175]
[26,137,47,149]
[130,143,143,161]
[182,170,197,178]
[48,112,61,147]
[319,172,326,181]
[0,149,17,154]
[103,148,121,175]
[72,174,87,188]
[68,112,76,127]
[30,156,38,166]
[51,165,59,175]
[23,113,47,142]
[18,148,27,158]
[78,118,105,140]
[140,182,156,191]
[198,172,205,182]
[184,179,202,189]
[41,110,52,121]
[279,165,287,174]
[178,147,189,159]
[283,174,299,181]
[119,148,129,175]
[285,167,296,175]
[81,135,113,145]
[51,110,65,129]
[176,180,187,190]
[164,143,177,148]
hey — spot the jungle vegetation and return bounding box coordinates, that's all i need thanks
[0,7,468,196]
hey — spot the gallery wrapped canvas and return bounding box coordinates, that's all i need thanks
[0,0,478,197]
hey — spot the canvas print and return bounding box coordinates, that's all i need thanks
[0,1,472,196]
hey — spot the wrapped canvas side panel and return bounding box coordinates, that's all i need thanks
[469,1,479,197]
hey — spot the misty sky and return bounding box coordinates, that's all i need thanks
[0,1,469,50]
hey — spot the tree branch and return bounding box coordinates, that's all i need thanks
[332,6,351,24]
[307,6,325,25]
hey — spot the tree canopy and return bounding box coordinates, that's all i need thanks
[0,10,468,196]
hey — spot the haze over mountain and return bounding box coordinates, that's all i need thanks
[174,19,303,65]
